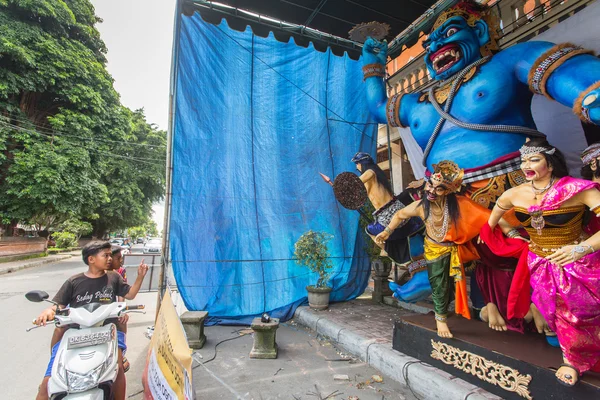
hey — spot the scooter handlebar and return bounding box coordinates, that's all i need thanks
[126,305,145,310]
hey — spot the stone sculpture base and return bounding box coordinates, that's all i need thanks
[180,311,208,349]
[250,317,279,359]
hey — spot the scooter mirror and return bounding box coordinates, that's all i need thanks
[25,290,49,303]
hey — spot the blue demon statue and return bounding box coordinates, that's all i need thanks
[361,1,600,319]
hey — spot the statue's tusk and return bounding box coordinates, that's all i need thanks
[583,94,597,106]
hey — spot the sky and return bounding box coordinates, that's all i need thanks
[91,0,177,233]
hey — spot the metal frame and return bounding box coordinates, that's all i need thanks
[184,0,362,55]
[157,0,184,319]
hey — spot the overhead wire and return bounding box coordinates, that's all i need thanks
[1,114,167,149]
[0,120,165,165]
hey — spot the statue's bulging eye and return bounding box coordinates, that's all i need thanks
[446,28,458,37]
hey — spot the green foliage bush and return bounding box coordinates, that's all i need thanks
[52,231,77,249]
[294,230,333,288]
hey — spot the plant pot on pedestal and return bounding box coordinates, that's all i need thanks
[294,230,334,311]
[306,285,332,310]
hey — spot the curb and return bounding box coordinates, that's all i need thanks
[294,306,502,400]
[0,254,73,276]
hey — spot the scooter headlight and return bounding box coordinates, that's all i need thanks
[66,364,103,392]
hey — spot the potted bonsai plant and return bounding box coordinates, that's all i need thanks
[294,230,333,310]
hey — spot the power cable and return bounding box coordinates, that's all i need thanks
[0,114,166,149]
[401,360,425,400]
[0,120,165,165]
[192,334,250,368]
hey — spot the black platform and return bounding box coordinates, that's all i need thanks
[393,313,600,400]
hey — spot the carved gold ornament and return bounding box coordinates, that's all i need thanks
[430,340,533,400]
[434,64,478,104]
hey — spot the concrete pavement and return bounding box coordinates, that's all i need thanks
[192,323,418,400]
[293,298,502,400]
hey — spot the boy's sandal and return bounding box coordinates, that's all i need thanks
[123,356,130,373]
[555,363,580,387]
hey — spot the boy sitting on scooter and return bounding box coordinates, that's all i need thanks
[34,241,148,400]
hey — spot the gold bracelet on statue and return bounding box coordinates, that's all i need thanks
[528,43,592,100]
[362,63,385,81]
[386,92,405,128]
[506,229,520,239]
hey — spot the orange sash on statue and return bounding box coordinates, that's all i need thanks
[442,196,492,319]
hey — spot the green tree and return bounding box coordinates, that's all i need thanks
[0,1,166,237]
[52,231,77,248]
[0,0,116,230]
[128,226,145,241]
[60,218,93,240]
[89,108,166,236]
[144,219,159,237]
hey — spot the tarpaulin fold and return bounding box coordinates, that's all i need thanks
[170,14,377,324]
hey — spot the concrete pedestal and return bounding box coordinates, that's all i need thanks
[372,276,393,303]
[249,317,279,359]
[180,311,208,349]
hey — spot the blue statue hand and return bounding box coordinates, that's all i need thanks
[362,37,388,66]
[582,90,600,124]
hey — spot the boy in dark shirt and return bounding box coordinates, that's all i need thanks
[35,241,148,400]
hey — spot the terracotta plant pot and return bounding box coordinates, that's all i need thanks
[306,285,332,310]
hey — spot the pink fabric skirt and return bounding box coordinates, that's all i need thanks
[528,250,600,373]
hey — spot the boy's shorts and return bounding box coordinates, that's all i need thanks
[45,331,126,377]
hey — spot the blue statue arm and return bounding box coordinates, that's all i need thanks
[361,38,392,124]
[507,41,600,124]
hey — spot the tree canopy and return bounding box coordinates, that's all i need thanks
[0,0,166,237]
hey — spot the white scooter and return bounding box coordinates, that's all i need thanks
[26,290,144,400]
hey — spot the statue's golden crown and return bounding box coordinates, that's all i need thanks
[432,1,488,31]
[430,1,499,56]
[430,160,464,193]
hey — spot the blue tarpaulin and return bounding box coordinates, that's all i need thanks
[169,12,377,324]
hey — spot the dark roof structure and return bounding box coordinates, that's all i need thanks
[181,0,458,59]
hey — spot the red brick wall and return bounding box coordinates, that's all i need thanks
[0,237,46,257]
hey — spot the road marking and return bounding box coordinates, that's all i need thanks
[193,353,244,399]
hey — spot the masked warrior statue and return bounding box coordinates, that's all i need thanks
[375,161,515,338]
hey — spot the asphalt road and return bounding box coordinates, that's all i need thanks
[130,243,145,254]
[0,255,156,399]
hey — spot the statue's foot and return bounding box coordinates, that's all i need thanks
[435,319,453,338]
[483,303,507,332]
[530,303,549,334]
[556,360,580,387]
[524,308,533,324]
[389,270,432,303]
